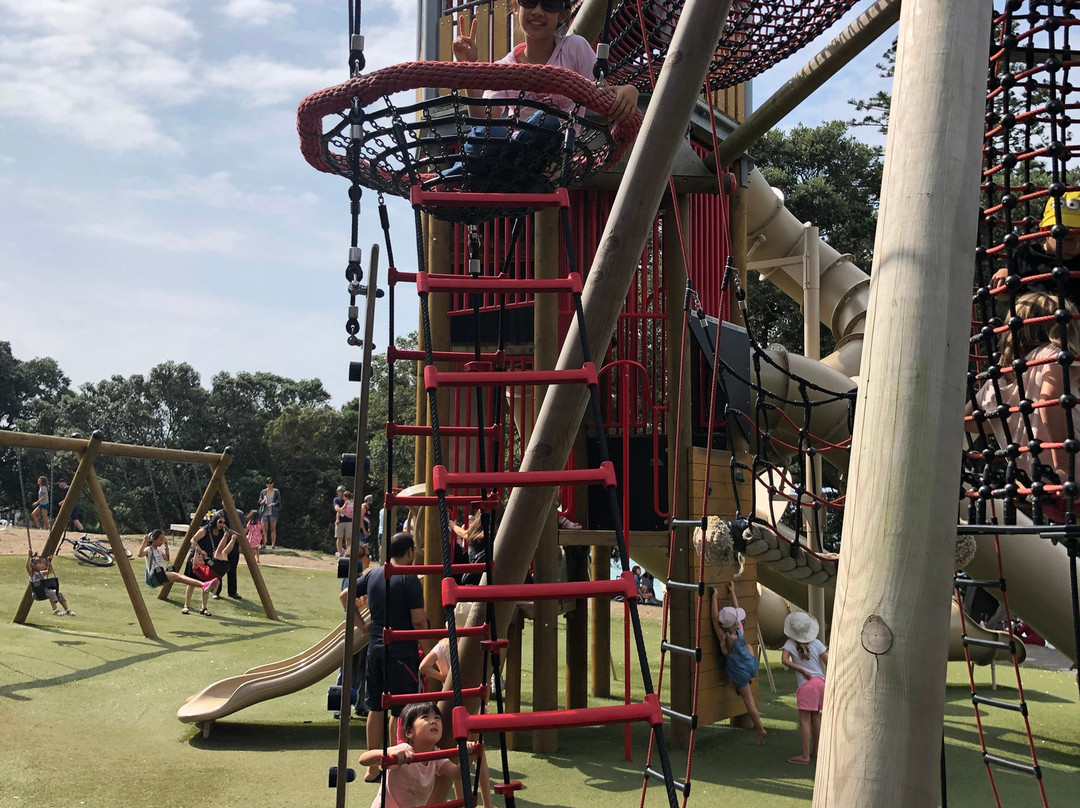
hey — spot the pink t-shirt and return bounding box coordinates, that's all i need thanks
[370,753,457,808]
[483,34,596,117]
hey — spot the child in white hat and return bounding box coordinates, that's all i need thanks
[710,582,766,745]
[781,610,828,764]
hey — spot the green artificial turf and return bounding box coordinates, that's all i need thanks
[1,554,1077,807]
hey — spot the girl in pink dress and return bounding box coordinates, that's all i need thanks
[245,510,263,565]
[359,701,492,808]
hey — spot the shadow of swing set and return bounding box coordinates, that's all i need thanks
[0,430,277,639]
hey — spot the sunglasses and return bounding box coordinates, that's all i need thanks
[517,0,567,12]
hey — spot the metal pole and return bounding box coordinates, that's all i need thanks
[812,0,992,802]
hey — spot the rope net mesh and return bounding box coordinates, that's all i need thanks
[598,0,860,92]
[297,61,639,223]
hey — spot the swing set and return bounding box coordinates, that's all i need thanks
[0,430,277,639]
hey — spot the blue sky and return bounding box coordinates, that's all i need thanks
[1,1,892,408]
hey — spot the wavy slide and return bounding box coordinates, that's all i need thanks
[178,620,368,726]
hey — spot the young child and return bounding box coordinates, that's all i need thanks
[973,291,1080,520]
[139,529,218,616]
[448,0,639,184]
[710,581,766,744]
[245,510,263,565]
[780,610,828,765]
[990,191,1080,304]
[359,701,493,808]
[31,475,50,530]
[27,552,73,616]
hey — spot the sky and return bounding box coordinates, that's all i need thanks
[0,0,894,409]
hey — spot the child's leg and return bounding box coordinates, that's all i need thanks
[788,710,813,763]
[215,533,237,560]
[810,710,822,757]
[183,585,194,611]
[736,683,767,744]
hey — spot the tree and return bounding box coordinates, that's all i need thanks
[848,41,895,135]
[747,121,883,353]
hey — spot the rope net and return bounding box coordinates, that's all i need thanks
[297,61,640,223]
[598,0,861,92]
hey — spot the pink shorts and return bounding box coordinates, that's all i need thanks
[796,677,825,711]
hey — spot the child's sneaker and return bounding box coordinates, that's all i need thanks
[53,609,64,616]
[65,610,75,616]
[202,579,217,592]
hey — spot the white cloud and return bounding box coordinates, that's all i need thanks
[131,171,322,215]
[221,0,296,26]
[204,54,344,108]
[0,0,201,152]
[77,220,242,254]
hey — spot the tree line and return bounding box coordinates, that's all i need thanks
[0,336,418,553]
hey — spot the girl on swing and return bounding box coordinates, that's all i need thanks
[447,0,638,184]
[139,529,219,616]
[26,552,74,616]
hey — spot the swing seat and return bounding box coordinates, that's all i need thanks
[30,577,58,601]
[298,61,642,224]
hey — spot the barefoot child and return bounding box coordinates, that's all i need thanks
[781,611,828,765]
[27,553,74,616]
[359,701,493,808]
[710,581,767,744]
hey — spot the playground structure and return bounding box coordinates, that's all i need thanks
[1,430,276,638]
[173,0,1079,806]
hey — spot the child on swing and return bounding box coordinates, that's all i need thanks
[27,552,74,616]
[139,529,218,616]
[448,0,638,185]
[359,701,493,808]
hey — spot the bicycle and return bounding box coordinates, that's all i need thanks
[56,534,116,567]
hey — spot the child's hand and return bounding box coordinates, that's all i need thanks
[466,740,482,756]
[606,85,639,123]
[453,17,478,63]
[391,743,414,764]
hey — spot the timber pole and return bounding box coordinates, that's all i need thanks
[812,0,991,804]
[715,0,901,167]
[456,0,737,687]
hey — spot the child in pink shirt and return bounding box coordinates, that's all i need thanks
[360,701,493,808]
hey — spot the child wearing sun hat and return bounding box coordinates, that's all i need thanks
[710,582,767,745]
[991,190,1080,303]
[781,610,828,765]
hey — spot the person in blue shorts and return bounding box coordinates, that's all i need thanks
[710,581,767,745]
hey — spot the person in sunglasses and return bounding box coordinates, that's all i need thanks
[447,0,638,185]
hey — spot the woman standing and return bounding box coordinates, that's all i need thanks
[259,477,281,550]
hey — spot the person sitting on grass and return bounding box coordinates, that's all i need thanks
[358,701,493,808]
[27,552,74,616]
[139,529,217,616]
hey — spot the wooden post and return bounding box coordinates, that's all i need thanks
[455,0,736,702]
[564,545,589,709]
[219,475,277,620]
[532,205,560,753]
[424,215,454,632]
[85,467,157,639]
[504,608,524,751]
[13,433,103,624]
[589,542,611,697]
[812,0,991,803]
[663,193,694,748]
[159,457,230,601]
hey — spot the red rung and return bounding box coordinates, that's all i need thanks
[384,492,499,510]
[382,685,486,708]
[432,461,616,492]
[464,361,493,372]
[411,185,570,210]
[493,781,524,796]
[451,694,662,739]
[384,562,487,579]
[386,421,501,439]
[383,624,489,643]
[443,571,636,606]
[386,344,507,367]
[415,270,583,295]
[424,364,596,391]
[481,638,509,651]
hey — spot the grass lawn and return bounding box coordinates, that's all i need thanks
[1,554,1077,807]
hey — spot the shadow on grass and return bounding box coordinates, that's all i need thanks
[187,719,369,751]
[0,621,299,701]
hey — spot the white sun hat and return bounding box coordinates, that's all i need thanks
[783,610,820,644]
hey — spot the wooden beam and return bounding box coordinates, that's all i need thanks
[84,467,157,639]
[813,0,991,802]
[0,430,218,464]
